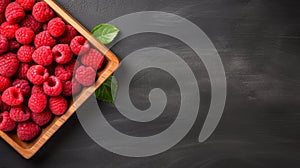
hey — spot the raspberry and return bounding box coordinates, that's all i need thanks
[15,28,35,45]
[12,79,31,97]
[0,94,11,111]
[32,2,54,23]
[9,39,21,51]
[17,45,34,63]
[34,31,56,48]
[5,2,25,24]
[61,80,72,97]
[70,36,90,55]
[27,65,49,85]
[16,63,29,79]
[9,105,31,122]
[71,80,81,95]
[81,49,105,70]
[0,111,16,132]
[0,53,19,77]
[31,85,43,94]
[49,96,68,116]
[0,34,8,54]
[32,46,53,66]
[48,17,66,38]
[17,121,41,141]
[55,65,71,81]
[0,0,10,13]
[43,76,62,96]
[31,108,53,126]
[0,75,11,92]
[16,0,35,11]
[0,22,19,39]
[65,59,80,75]
[21,14,42,33]
[62,79,81,96]
[28,93,47,113]
[58,25,77,44]
[75,66,96,86]
[52,44,73,64]
[2,87,24,106]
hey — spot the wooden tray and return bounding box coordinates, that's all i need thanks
[0,0,120,159]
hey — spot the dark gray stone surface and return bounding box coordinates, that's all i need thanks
[1,0,300,167]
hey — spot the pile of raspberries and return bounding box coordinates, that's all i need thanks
[0,0,105,141]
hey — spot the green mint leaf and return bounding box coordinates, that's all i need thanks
[95,76,118,103]
[92,24,119,103]
[91,24,120,45]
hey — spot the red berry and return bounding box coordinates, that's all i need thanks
[17,121,41,141]
[17,45,34,63]
[2,87,24,106]
[0,94,10,112]
[32,2,54,23]
[5,2,25,24]
[15,27,35,45]
[0,0,10,13]
[43,76,62,96]
[34,31,56,48]
[16,63,30,79]
[0,34,8,54]
[32,46,53,66]
[21,14,42,33]
[48,17,66,38]
[65,59,80,75]
[0,22,19,39]
[61,80,72,97]
[81,49,105,70]
[58,25,77,44]
[28,93,47,113]
[0,75,11,92]
[16,0,35,11]
[55,65,71,81]
[0,52,19,77]
[0,111,16,132]
[75,66,96,86]
[52,44,73,64]
[72,79,82,95]
[8,39,21,51]
[49,96,68,116]
[62,79,81,96]
[9,105,31,122]
[31,108,53,126]
[27,65,49,85]
[70,36,90,55]
[31,85,43,94]
[12,79,31,97]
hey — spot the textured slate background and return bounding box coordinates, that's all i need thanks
[1,0,300,167]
